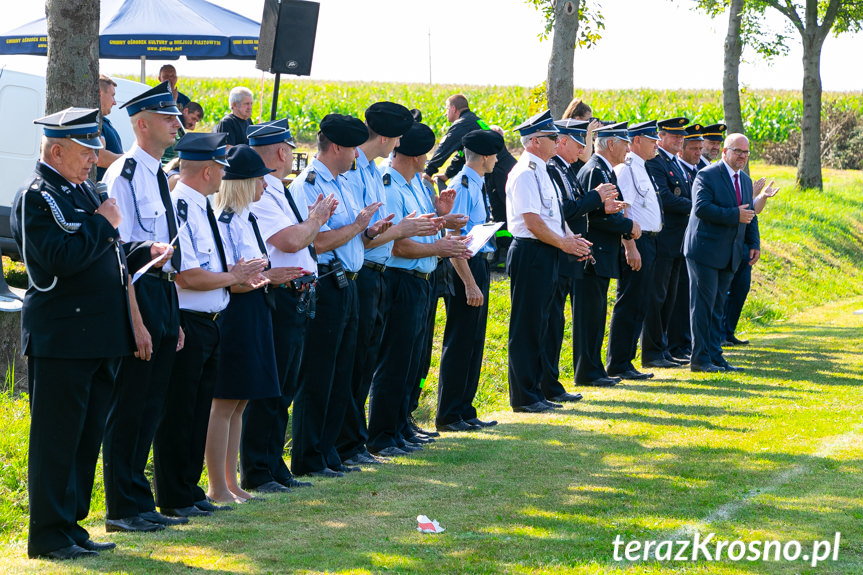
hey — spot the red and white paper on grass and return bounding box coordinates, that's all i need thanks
[416,515,445,534]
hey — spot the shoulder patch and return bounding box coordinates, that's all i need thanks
[176,199,188,222]
[121,157,137,182]
[218,209,234,224]
[461,175,469,188]
[382,173,391,186]
[305,171,317,184]
[528,161,536,171]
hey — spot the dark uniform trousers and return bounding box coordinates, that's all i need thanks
[337,265,387,461]
[436,255,490,426]
[540,252,578,398]
[27,356,120,557]
[412,262,449,430]
[368,269,431,452]
[606,234,658,374]
[507,238,559,407]
[292,274,358,475]
[573,270,612,383]
[724,255,752,338]
[687,258,735,367]
[641,254,684,362]
[242,288,309,486]
[153,311,221,509]
[104,275,179,519]
[667,264,692,357]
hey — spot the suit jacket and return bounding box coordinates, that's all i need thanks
[548,156,603,279]
[11,162,136,359]
[646,149,691,258]
[683,161,760,271]
[576,154,634,280]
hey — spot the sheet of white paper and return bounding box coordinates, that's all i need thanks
[463,222,503,256]
[131,221,187,284]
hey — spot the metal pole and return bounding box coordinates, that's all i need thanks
[270,73,281,121]
[140,55,146,83]
[428,29,432,85]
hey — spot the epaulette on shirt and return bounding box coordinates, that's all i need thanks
[305,171,316,184]
[218,210,234,224]
[176,199,188,222]
[382,173,391,186]
[461,175,469,188]
[120,157,137,182]
[528,161,536,170]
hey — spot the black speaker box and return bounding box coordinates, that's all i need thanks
[256,0,320,76]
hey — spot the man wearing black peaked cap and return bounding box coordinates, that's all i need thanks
[102,80,187,533]
[289,114,384,477]
[505,110,592,413]
[12,108,134,559]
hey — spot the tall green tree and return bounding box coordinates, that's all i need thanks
[46,0,99,115]
[527,0,604,117]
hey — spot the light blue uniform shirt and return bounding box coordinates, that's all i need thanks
[384,167,438,274]
[450,165,494,254]
[344,148,390,265]
[289,158,365,273]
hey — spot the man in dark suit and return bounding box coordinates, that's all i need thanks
[684,133,759,372]
[12,108,135,559]
[574,123,639,387]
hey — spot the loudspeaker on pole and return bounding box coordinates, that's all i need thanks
[256,0,320,76]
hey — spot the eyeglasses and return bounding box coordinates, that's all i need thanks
[536,134,559,141]
[728,148,750,156]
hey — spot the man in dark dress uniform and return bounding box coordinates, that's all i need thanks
[642,117,692,369]
[12,108,135,559]
[541,119,618,401]
[574,123,639,387]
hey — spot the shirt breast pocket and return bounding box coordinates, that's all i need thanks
[137,197,166,226]
[196,236,217,270]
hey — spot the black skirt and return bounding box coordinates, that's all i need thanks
[214,289,280,400]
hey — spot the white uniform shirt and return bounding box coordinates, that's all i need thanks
[615,152,663,233]
[103,143,177,272]
[216,206,267,266]
[505,151,564,240]
[171,182,230,313]
[251,173,317,272]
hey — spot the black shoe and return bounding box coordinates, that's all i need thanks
[690,363,723,373]
[371,446,410,457]
[280,477,314,488]
[579,377,618,387]
[665,354,689,366]
[334,464,361,473]
[36,544,98,560]
[308,468,344,478]
[410,417,440,438]
[542,400,564,409]
[548,392,583,403]
[400,443,423,452]
[161,505,212,518]
[195,498,234,512]
[251,481,291,493]
[717,362,745,372]
[105,516,165,533]
[642,358,678,368]
[725,334,749,345]
[464,417,498,427]
[610,369,654,380]
[344,453,383,466]
[436,420,481,432]
[404,434,435,444]
[79,539,116,552]
[512,401,553,413]
[139,510,188,526]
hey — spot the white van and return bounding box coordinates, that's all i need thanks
[0,67,146,259]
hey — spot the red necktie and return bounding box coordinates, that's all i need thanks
[733,173,742,205]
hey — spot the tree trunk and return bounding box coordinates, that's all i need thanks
[546,0,580,118]
[45,0,100,115]
[722,0,745,136]
[797,30,823,189]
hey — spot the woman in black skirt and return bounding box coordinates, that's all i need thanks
[205,145,303,503]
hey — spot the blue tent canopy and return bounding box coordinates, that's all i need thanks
[0,0,259,59]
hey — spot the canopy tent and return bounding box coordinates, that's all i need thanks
[0,0,260,79]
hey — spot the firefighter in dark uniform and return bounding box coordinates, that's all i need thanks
[541,119,619,401]
[505,111,592,413]
[574,123,639,386]
[642,117,692,369]
[13,108,135,559]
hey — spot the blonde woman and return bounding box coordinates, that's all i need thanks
[205,145,303,503]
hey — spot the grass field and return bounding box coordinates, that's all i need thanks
[0,163,861,572]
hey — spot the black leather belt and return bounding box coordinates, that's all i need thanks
[363,260,387,273]
[183,309,221,321]
[146,269,176,282]
[318,264,358,281]
[641,231,660,237]
[392,267,432,280]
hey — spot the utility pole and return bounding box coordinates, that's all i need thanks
[428,28,432,85]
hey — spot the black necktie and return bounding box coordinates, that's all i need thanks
[481,182,492,222]
[205,198,230,295]
[156,169,182,270]
[283,189,318,262]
